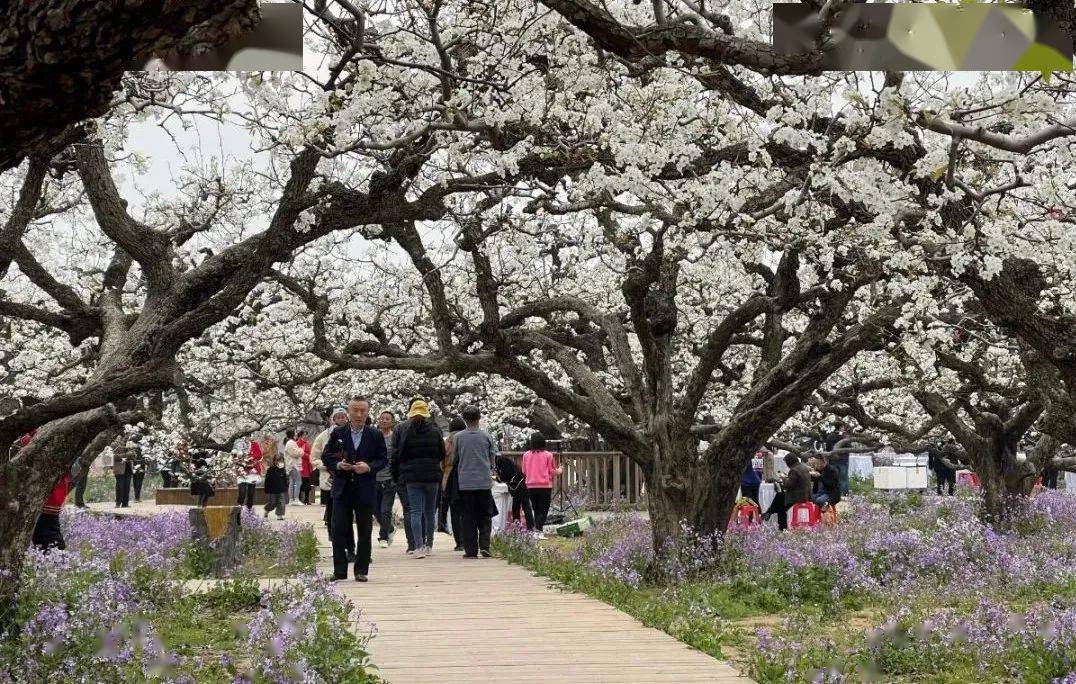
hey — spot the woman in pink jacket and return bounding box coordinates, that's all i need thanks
[522,433,562,534]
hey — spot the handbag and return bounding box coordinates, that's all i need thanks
[483,489,499,518]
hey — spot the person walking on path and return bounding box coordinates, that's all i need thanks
[131,438,148,503]
[375,410,398,548]
[188,448,215,508]
[237,448,260,510]
[284,429,304,506]
[495,452,533,530]
[263,452,288,519]
[322,396,388,582]
[297,430,314,504]
[452,406,498,558]
[392,399,445,558]
[111,433,132,508]
[389,398,424,553]
[440,416,466,551]
[522,433,562,535]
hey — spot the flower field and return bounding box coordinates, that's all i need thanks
[495,490,1076,683]
[0,509,377,683]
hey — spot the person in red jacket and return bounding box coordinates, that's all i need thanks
[19,430,69,552]
[297,429,314,504]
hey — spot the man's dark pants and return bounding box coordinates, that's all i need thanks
[115,473,131,507]
[332,493,374,578]
[457,489,493,557]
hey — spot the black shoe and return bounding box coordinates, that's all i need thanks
[330,576,346,582]
[453,545,464,552]
[463,554,478,558]
[480,549,492,558]
[355,574,368,582]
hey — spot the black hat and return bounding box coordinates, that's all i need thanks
[462,405,481,421]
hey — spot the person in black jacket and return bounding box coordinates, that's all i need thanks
[391,399,446,558]
[321,396,388,581]
[188,448,215,508]
[495,453,533,530]
[928,439,960,496]
[809,453,841,508]
[263,453,288,519]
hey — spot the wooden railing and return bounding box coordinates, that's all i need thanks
[503,451,646,509]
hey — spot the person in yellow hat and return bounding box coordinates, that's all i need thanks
[391,398,447,558]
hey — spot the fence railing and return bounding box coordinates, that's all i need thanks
[502,451,646,509]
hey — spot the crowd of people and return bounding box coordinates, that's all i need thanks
[217,395,563,582]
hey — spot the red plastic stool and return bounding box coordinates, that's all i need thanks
[728,502,761,530]
[789,502,821,530]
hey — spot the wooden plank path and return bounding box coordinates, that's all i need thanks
[311,527,751,683]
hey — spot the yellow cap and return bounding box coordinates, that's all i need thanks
[407,400,431,419]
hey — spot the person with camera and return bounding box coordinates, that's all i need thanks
[321,396,388,582]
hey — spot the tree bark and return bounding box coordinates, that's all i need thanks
[1,0,260,171]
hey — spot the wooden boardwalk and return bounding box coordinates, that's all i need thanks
[311,521,750,683]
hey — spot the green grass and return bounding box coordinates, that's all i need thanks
[152,579,262,681]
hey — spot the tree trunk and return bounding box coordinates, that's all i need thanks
[0,408,117,619]
[969,443,1037,526]
[642,440,746,556]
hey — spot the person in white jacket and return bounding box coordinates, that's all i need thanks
[284,429,304,505]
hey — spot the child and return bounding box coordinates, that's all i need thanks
[495,453,533,530]
[263,454,288,520]
[521,434,562,535]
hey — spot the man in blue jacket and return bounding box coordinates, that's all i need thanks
[322,395,388,582]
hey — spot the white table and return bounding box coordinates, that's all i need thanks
[874,465,929,490]
[848,454,873,479]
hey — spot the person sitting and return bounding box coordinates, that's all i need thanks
[809,452,841,509]
[740,457,762,506]
[762,452,813,531]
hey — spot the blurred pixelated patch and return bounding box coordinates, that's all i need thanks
[128,3,302,72]
[773,3,1072,71]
